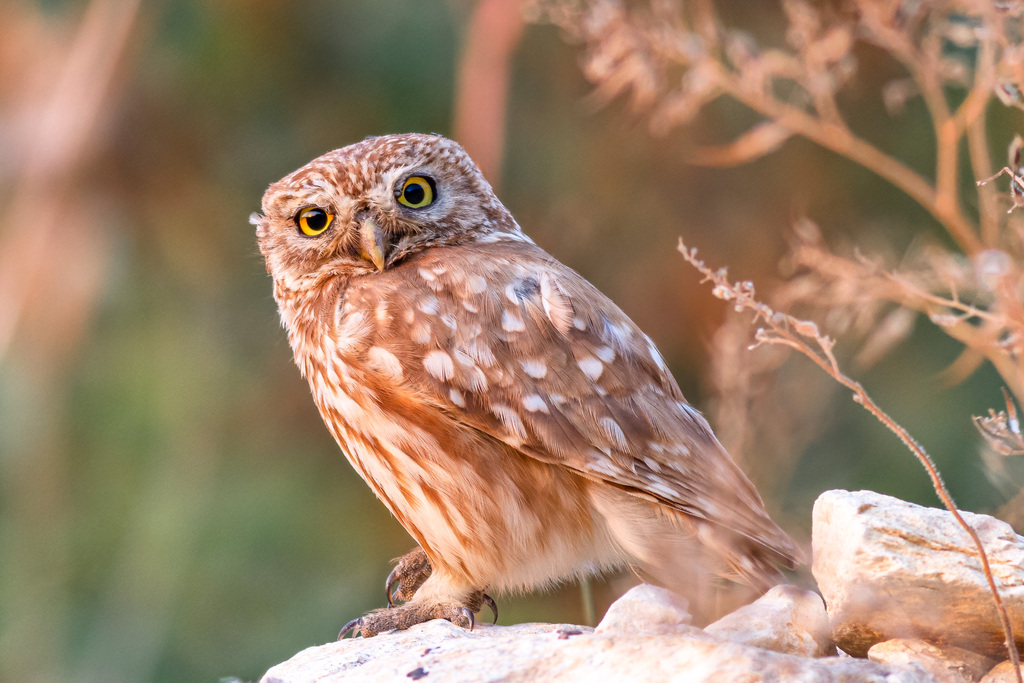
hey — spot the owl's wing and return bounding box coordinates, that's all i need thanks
[350,239,796,565]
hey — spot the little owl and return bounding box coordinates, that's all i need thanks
[253,133,799,637]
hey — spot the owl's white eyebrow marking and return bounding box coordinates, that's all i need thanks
[501,311,525,332]
[423,350,454,381]
[520,359,547,379]
[522,394,548,413]
[578,355,603,381]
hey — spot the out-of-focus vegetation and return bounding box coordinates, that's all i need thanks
[1,1,1022,681]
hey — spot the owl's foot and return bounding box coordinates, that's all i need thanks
[385,547,433,605]
[338,589,496,639]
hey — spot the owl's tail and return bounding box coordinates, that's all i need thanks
[590,486,800,599]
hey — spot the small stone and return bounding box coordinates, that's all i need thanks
[704,584,835,657]
[868,639,997,683]
[812,489,1024,658]
[595,583,694,635]
[980,661,1024,682]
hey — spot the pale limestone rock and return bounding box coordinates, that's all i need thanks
[261,617,935,682]
[980,661,1024,682]
[704,584,835,657]
[812,489,1024,658]
[594,583,694,635]
[868,639,998,683]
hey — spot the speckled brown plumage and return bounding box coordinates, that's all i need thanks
[252,133,799,637]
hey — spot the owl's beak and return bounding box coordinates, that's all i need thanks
[358,217,387,272]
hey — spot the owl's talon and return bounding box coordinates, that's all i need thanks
[384,547,432,605]
[338,617,364,640]
[385,566,400,607]
[457,606,475,632]
[482,593,498,625]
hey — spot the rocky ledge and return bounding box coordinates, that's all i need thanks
[262,490,1024,682]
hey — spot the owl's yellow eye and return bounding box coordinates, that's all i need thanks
[397,176,435,208]
[296,207,334,236]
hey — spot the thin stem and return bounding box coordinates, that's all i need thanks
[680,241,1022,676]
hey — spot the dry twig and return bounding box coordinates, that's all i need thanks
[680,239,1023,676]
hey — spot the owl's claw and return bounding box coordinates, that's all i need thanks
[482,593,498,625]
[338,617,364,640]
[385,566,400,607]
[458,606,475,632]
[384,547,432,606]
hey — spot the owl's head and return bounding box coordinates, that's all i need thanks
[251,133,518,290]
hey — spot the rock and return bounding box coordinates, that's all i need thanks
[812,489,1024,658]
[704,584,835,657]
[867,639,998,683]
[261,617,935,682]
[594,583,694,635]
[981,661,1024,682]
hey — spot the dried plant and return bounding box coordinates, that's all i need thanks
[527,0,1024,671]
[680,240,1022,674]
[528,0,1024,437]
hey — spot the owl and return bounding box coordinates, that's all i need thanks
[252,133,799,637]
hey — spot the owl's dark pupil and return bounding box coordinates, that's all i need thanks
[403,183,425,205]
[305,209,327,230]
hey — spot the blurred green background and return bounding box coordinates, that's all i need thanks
[1,1,1019,681]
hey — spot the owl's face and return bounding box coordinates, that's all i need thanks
[252,133,516,291]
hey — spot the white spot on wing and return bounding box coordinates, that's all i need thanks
[465,339,495,366]
[418,295,440,315]
[595,345,616,362]
[449,388,466,407]
[502,310,526,332]
[504,283,520,304]
[522,394,548,413]
[540,272,573,336]
[424,350,454,381]
[467,367,488,392]
[467,275,487,294]
[520,359,547,379]
[418,267,436,282]
[598,417,628,450]
[646,335,671,374]
[492,404,528,440]
[578,355,603,381]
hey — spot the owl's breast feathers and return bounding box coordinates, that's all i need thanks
[275,238,798,587]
